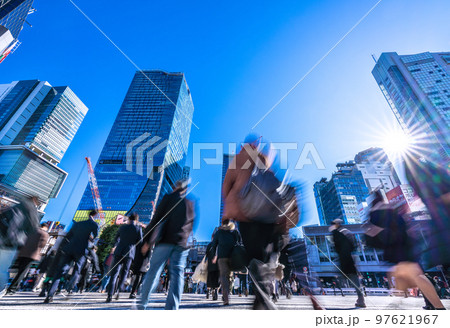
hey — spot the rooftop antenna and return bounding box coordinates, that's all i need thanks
[371,54,378,63]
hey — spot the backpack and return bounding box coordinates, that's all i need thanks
[239,167,282,223]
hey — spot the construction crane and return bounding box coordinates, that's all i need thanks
[85,157,105,227]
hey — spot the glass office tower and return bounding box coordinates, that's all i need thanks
[75,70,195,225]
[372,52,450,164]
[0,79,88,212]
[314,148,400,225]
[0,0,34,63]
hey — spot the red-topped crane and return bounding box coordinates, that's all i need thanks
[85,157,105,227]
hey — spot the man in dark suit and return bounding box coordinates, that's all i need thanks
[44,210,99,303]
[106,213,142,302]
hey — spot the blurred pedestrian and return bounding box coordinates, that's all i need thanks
[367,190,445,310]
[106,213,142,303]
[6,222,49,294]
[205,234,220,300]
[0,196,40,297]
[44,210,99,303]
[138,179,197,310]
[222,133,282,309]
[129,238,150,299]
[330,219,366,308]
[211,219,241,305]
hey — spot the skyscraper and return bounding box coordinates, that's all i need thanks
[0,79,88,212]
[314,147,400,225]
[372,52,450,164]
[219,153,234,224]
[0,0,34,63]
[74,70,194,225]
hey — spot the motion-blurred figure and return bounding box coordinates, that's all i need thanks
[0,196,39,297]
[205,233,220,301]
[44,210,99,303]
[404,157,450,272]
[222,133,281,309]
[367,191,445,310]
[210,219,242,305]
[106,213,142,303]
[138,179,197,310]
[129,236,150,299]
[330,219,366,308]
[6,222,49,294]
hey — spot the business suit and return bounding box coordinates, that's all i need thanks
[45,218,98,301]
[107,221,142,299]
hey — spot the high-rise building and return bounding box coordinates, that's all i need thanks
[0,79,88,212]
[74,70,194,225]
[219,153,234,224]
[0,0,34,63]
[314,148,400,225]
[372,52,450,164]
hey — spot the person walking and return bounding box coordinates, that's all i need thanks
[210,219,241,305]
[44,210,99,303]
[6,222,49,294]
[129,239,150,299]
[222,134,283,310]
[138,179,197,310]
[205,235,220,300]
[0,196,40,297]
[330,219,366,308]
[367,191,445,310]
[106,213,142,302]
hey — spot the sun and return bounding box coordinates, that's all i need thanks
[381,129,413,156]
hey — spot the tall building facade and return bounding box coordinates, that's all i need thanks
[314,148,400,225]
[0,0,34,63]
[0,79,88,212]
[372,52,450,164]
[219,153,234,224]
[74,70,194,225]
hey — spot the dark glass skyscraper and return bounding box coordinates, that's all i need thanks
[75,70,194,225]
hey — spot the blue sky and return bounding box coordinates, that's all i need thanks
[1,0,449,240]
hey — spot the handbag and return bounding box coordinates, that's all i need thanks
[192,256,208,283]
[230,243,248,271]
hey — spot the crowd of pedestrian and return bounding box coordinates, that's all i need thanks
[0,133,448,311]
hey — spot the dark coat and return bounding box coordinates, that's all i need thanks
[0,197,39,249]
[62,218,99,257]
[143,190,196,249]
[405,158,450,268]
[18,228,49,261]
[370,210,415,264]
[132,242,150,274]
[332,227,357,275]
[205,242,219,272]
[210,226,241,259]
[113,222,142,260]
